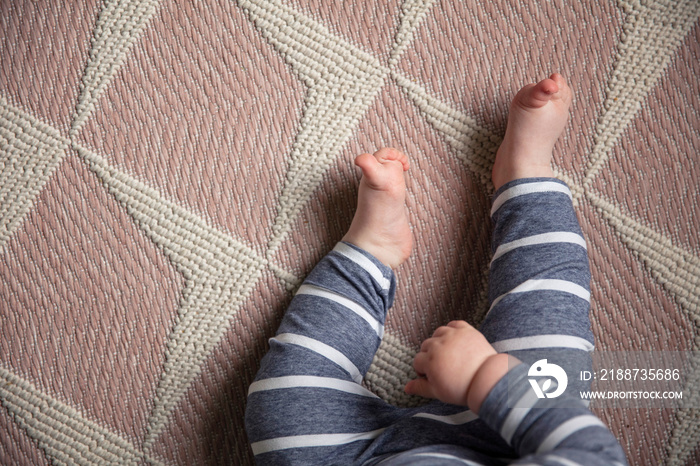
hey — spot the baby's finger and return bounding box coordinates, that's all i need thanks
[419,337,435,353]
[447,320,469,329]
[412,351,430,376]
[431,325,451,338]
[404,377,436,399]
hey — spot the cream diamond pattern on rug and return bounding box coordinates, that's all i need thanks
[0,366,156,465]
[0,97,69,250]
[0,0,698,464]
[237,0,428,256]
[76,144,268,448]
[71,0,162,136]
[585,0,700,186]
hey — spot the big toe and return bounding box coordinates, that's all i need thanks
[516,78,559,109]
[355,152,378,170]
[374,147,410,171]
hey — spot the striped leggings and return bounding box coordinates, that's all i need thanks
[245,178,627,465]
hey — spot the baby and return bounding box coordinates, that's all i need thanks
[245,74,627,465]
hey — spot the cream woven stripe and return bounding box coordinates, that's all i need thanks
[0,0,698,463]
[391,69,500,186]
[240,0,383,83]
[390,0,437,66]
[584,0,700,187]
[583,2,700,463]
[75,144,269,448]
[588,192,700,313]
[365,333,428,408]
[71,0,162,136]
[239,0,388,255]
[1,0,440,457]
[0,96,69,250]
[240,0,479,256]
[0,365,158,465]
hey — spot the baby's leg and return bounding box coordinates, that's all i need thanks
[481,74,594,364]
[475,77,628,466]
[245,149,413,465]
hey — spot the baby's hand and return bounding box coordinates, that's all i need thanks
[404,320,507,411]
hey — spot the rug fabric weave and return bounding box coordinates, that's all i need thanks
[1,0,699,464]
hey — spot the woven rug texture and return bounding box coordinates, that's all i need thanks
[1,0,699,464]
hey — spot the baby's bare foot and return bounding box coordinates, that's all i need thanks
[492,73,573,190]
[342,148,413,269]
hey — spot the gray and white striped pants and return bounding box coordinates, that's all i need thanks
[245,178,627,466]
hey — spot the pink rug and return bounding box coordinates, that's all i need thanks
[1,0,698,464]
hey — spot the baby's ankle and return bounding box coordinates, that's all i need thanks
[492,145,554,190]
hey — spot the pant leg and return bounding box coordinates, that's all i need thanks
[364,177,595,465]
[475,179,628,464]
[245,242,401,465]
[246,241,515,465]
[479,178,594,366]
